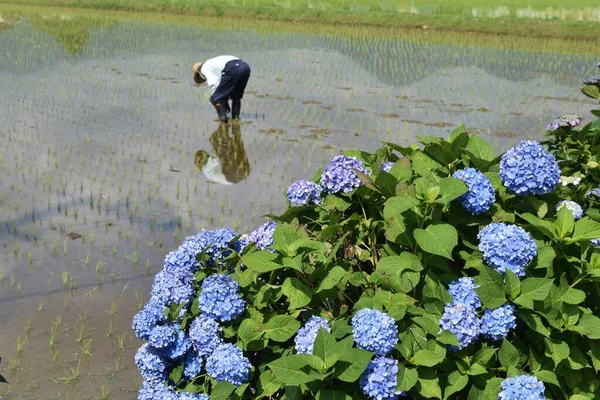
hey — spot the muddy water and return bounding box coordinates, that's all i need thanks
[0,8,597,399]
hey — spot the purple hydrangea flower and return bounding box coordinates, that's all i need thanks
[135,344,170,383]
[439,303,481,350]
[287,180,323,205]
[182,351,204,380]
[481,304,517,341]
[189,315,223,356]
[294,316,331,354]
[382,161,394,173]
[448,277,481,309]
[150,269,194,307]
[359,357,404,399]
[478,223,537,277]
[452,168,495,215]
[132,300,167,341]
[244,221,277,250]
[546,114,581,132]
[321,155,370,194]
[499,375,546,400]
[351,308,398,356]
[199,274,245,322]
[500,140,560,196]
[205,343,251,386]
[556,200,584,220]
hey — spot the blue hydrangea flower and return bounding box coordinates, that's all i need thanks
[359,357,404,400]
[163,247,199,280]
[244,221,277,250]
[499,375,546,400]
[294,316,331,354]
[546,114,581,132]
[138,380,177,400]
[135,344,170,383]
[452,168,495,215]
[321,155,370,194]
[499,140,560,196]
[182,351,204,380]
[148,324,177,350]
[555,200,584,220]
[481,304,517,341]
[591,238,600,247]
[205,343,251,386]
[189,315,223,356]
[351,308,398,356]
[182,228,240,264]
[287,180,323,205]
[199,274,245,322]
[160,324,192,361]
[478,223,537,277]
[439,303,481,350]
[150,269,195,307]
[448,277,481,309]
[587,188,600,200]
[382,161,394,173]
[178,393,210,400]
[132,300,167,341]
[583,75,600,86]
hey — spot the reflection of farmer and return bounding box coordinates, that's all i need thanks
[194,122,250,185]
[192,55,251,123]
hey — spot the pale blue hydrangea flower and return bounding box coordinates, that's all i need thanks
[439,303,481,351]
[287,180,323,205]
[546,114,581,131]
[555,200,584,220]
[481,304,517,341]
[359,357,405,400]
[180,228,242,265]
[205,343,251,386]
[148,324,177,350]
[138,380,177,400]
[135,344,170,384]
[321,155,370,194]
[587,188,600,200]
[452,168,495,215]
[294,316,331,354]
[161,324,192,361]
[163,247,199,281]
[245,221,277,250]
[351,308,398,356]
[178,393,210,400]
[382,161,394,172]
[150,269,194,307]
[478,223,537,277]
[499,375,546,400]
[132,300,167,341]
[583,75,600,86]
[499,140,560,196]
[591,238,600,247]
[182,351,204,379]
[199,274,245,322]
[448,277,481,309]
[189,315,223,356]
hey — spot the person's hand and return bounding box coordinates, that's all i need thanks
[224,102,231,113]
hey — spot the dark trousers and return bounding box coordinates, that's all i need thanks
[212,59,251,103]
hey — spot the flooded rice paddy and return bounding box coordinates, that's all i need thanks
[0,7,598,399]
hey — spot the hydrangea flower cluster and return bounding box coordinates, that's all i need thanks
[135,344,170,383]
[448,277,481,309]
[586,187,600,200]
[199,274,246,322]
[359,357,404,400]
[591,238,600,247]
[294,316,331,354]
[382,161,394,172]
[244,221,277,250]
[478,223,537,277]
[583,75,600,87]
[451,168,495,215]
[546,113,581,131]
[133,300,167,341]
[138,380,210,400]
[499,140,560,195]
[555,200,584,220]
[438,303,481,350]
[286,180,323,205]
[205,343,252,386]
[499,375,546,400]
[351,308,398,356]
[481,304,517,341]
[150,269,195,308]
[182,228,242,263]
[321,155,370,194]
[560,175,582,186]
[189,315,223,356]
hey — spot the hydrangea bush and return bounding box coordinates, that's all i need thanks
[133,67,600,399]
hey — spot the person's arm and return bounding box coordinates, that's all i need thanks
[201,61,221,95]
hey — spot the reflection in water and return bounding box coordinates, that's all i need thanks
[194,122,250,185]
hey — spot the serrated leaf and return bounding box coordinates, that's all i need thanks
[383,195,420,221]
[414,224,458,260]
[516,310,550,337]
[484,378,503,400]
[544,338,570,367]
[396,364,418,392]
[465,135,495,161]
[281,278,312,310]
[211,381,237,400]
[572,218,600,241]
[242,250,284,273]
[569,314,600,339]
[513,278,553,308]
[504,269,521,299]
[263,315,301,342]
[475,283,506,309]
[335,348,373,382]
[411,342,446,367]
[269,354,318,385]
[519,213,558,240]
[443,370,468,400]
[435,177,468,205]
[316,266,349,293]
[416,375,442,399]
[499,339,519,368]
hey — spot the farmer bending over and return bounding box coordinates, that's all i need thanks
[192,55,251,123]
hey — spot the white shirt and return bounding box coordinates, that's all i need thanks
[202,156,233,185]
[200,55,239,95]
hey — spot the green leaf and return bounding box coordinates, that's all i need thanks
[484,378,504,400]
[443,370,468,400]
[555,206,575,239]
[475,265,504,286]
[504,269,521,299]
[465,135,495,161]
[238,318,264,344]
[513,278,553,309]
[281,278,312,310]
[498,339,519,368]
[411,342,446,367]
[437,330,460,347]
[475,283,506,309]
[169,364,183,384]
[271,223,305,256]
[322,194,352,212]
[388,157,413,182]
[472,348,498,365]
[211,381,236,400]
[516,310,551,337]
[316,266,349,293]
[383,195,420,221]
[263,315,301,342]
[544,338,570,367]
[416,375,442,399]
[268,354,318,385]
[534,245,556,270]
[413,224,458,260]
[372,253,424,293]
[257,370,282,397]
[572,218,600,241]
[519,213,558,240]
[569,314,600,339]
[397,364,419,392]
[554,287,586,305]
[581,84,600,100]
[242,250,284,273]
[335,348,373,382]
[315,390,352,400]
[434,177,468,205]
[313,329,342,369]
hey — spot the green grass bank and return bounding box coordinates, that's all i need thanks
[0,0,599,40]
